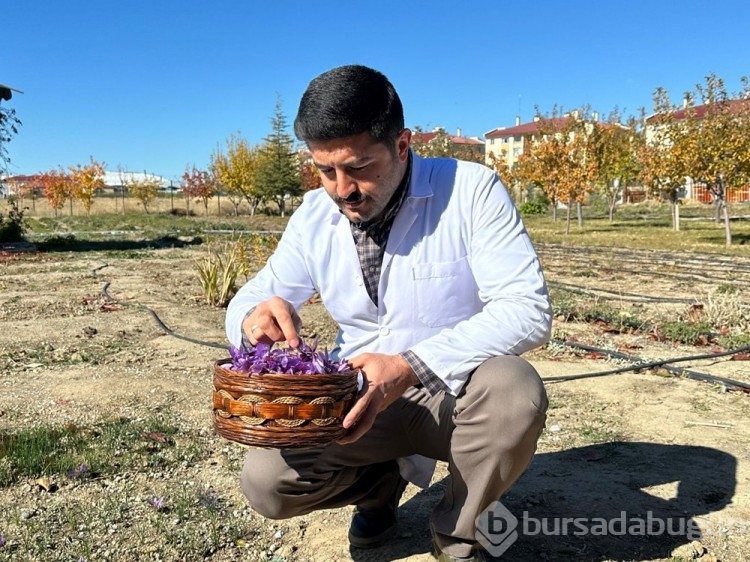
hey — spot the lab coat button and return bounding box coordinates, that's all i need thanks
[379,327,390,336]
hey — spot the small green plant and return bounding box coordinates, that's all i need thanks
[550,288,648,333]
[0,196,27,242]
[717,332,750,350]
[715,284,738,295]
[660,321,714,344]
[517,197,548,216]
[196,238,250,307]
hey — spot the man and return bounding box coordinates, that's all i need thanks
[226,64,551,561]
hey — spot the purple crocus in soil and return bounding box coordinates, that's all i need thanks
[67,463,90,479]
[228,337,351,375]
[147,496,166,510]
[0,535,5,547]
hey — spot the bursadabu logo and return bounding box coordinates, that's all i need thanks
[475,500,519,557]
[476,501,749,558]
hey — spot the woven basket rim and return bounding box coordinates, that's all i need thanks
[212,358,358,449]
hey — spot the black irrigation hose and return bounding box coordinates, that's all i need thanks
[138,298,226,350]
[537,243,750,275]
[547,281,695,304]
[545,339,750,393]
[94,265,227,350]
[92,263,750,393]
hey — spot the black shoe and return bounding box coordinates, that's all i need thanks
[348,505,399,548]
[348,466,408,549]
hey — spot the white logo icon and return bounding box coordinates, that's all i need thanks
[475,500,519,557]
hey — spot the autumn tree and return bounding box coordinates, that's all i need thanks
[299,160,322,192]
[516,109,598,233]
[592,112,642,221]
[255,98,301,217]
[126,173,162,213]
[486,151,515,193]
[211,133,262,215]
[638,89,690,231]
[68,158,105,215]
[181,167,216,215]
[514,131,562,219]
[679,74,750,246]
[39,168,72,216]
[4,176,41,211]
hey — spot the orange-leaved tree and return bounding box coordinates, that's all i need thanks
[68,158,105,215]
[518,109,598,233]
[486,151,518,200]
[182,167,216,215]
[679,74,750,246]
[591,112,642,221]
[39,168,72,216]
[638,89,690,231]
[299,161,321,192]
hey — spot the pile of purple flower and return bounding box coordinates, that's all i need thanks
[228,338,351,375]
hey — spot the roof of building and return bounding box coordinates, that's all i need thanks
[484,117,570,139]
[102,171,171,188]
[647,98,750,123]
[412,131,484,145]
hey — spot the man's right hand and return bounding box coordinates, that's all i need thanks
[241,296,302,348]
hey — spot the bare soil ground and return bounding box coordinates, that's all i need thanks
[1,240,749,561]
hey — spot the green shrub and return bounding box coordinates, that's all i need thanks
[717,333,750,351]
[660,321,714,344]
[518,198,548,216]
[0,197,27,242]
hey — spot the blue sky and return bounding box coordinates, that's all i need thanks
[3,0,749,182]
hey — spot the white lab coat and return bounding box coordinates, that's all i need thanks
[225,153,552,486]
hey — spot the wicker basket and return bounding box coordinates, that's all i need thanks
[212,359,359,449]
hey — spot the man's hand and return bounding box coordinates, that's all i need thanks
[338,353,419,445]
[242,296,302,347]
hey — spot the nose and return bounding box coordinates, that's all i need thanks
[335,169,357,199]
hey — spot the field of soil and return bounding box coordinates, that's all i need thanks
[0,238,749,561]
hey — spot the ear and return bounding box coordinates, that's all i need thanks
[397,129,412,162]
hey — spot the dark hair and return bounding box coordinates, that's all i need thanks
[294,65,404,149]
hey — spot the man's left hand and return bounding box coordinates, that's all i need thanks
[338,353,419,445]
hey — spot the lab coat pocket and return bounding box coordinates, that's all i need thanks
[413,257,476,327]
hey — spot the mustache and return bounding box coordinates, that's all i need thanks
[338,192,365,204]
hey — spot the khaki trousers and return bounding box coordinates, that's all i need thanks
[240,355,548,550]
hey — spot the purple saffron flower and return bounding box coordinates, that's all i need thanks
[228,338,351,375]
[0,535,5,547]
[67,463,90,479]
[147,496,166,510]
[199,490,219,508]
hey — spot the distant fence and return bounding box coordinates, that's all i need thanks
[693,185,750,204]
